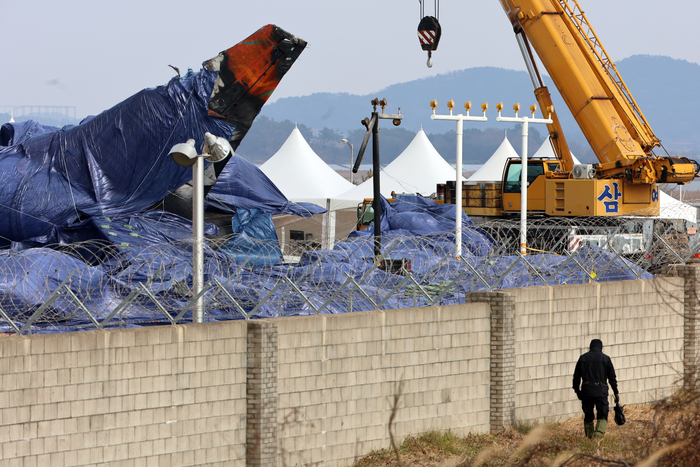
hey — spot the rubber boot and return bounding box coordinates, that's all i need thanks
[594,419,608,438]
[584,421,595,438]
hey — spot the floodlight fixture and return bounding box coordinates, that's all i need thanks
[202,132,232,162]
[169,132,232,167]
[169,139,198,167]
[168,132,233,324]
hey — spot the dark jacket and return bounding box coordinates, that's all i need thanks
[573,339,618,399]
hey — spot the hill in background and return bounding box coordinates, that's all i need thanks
[243,55,700,165]
[5,55,697,168]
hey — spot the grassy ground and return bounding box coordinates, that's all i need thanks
[352,401,698,467]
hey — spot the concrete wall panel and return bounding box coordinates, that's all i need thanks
[0,322,248,467]
[274,305,492,467]
[0,275,691,466]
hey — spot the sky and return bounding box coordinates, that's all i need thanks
[2,0,699,119]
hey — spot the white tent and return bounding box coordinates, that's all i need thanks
[336,129,460,201]
[467,136,519,183]
[259,126,354,209]
[259,126,357,249]
[660,190,697,224]
[531,137,582,165]
[467,136,583,184]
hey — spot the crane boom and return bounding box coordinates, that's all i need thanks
[498,0,697,184]
[556,0,658,151]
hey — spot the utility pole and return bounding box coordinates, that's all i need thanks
[352,98,403,259]
[341,138,354,184]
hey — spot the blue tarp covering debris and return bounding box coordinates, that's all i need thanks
[220,208,284,267]
[0,28,655,333]
[349,195,496,256]
[205,156,325,218]
[0,192,652,333]
[0,77,319,248]
[0,69,233,245]
[0,24,309,247]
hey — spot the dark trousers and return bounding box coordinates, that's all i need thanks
[582,397,609,422]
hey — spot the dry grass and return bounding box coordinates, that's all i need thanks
[353,401,699,467]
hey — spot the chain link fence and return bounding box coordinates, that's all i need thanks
[0,214,698,335]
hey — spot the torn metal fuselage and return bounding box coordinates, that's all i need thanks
[162,25,307,219]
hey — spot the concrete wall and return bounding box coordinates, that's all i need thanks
[0,323,248,467]
[507,277,685,423]
[274,305,492,467]
[0,274,693,467]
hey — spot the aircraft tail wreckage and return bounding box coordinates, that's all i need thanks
[0,25,306,245]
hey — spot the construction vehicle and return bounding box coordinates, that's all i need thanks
[357,195,403,231]
[357,198,376,230]
[437,0,698,221]
[356,0,698,255]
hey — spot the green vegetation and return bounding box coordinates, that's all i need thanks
[236,115,547,166]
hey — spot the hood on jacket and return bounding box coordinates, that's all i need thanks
[590,339,603,351]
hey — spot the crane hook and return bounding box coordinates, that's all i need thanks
[418,1,441,68]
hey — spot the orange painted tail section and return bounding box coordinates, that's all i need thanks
[206,25,306,140]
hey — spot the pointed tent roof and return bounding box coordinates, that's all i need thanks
[259,126,355,208]
[660,190,697,223]
[467,136,519,182]
[468,136,584,183]
[336,129,460,201]
[532,137,582,165]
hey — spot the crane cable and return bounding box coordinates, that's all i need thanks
[419,0,439,20]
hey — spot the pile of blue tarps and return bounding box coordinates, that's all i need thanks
[0,69,233,246]
[206,156,324,218]
[220,208,284,267]
[0,68,320,248]
[0,192,653,333]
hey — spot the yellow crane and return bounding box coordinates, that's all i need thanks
[441,0,699,218]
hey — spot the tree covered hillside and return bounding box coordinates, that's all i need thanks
[235,116,548,166]
[251,55,700,165]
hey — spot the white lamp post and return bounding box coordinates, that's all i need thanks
[496,103,553,255]
[341,138,354,184]
[169,132,232,323]
[430,99,488,258]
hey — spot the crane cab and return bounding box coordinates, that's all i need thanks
[501,158,561,214]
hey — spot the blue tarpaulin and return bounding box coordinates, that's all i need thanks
[0,69,233,244]
[0,58,656,332]
[349,194,496,256]
[221,208,284,267]
[206,156,325,217]
[0,77,320,247]
[0,192,653,332]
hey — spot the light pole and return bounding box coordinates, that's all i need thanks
[430,99,488,258]
[496,103,553,255]
[169,132,232,323]
[352,98,403,259]
[341,138,354,184]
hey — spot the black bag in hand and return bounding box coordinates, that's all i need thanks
[614,402,626,426]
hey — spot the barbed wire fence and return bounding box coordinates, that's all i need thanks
[0,212,698,335]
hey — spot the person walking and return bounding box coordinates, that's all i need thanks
[572,338,619,439]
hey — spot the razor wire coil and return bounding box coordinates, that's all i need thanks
[0,214,697,335]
